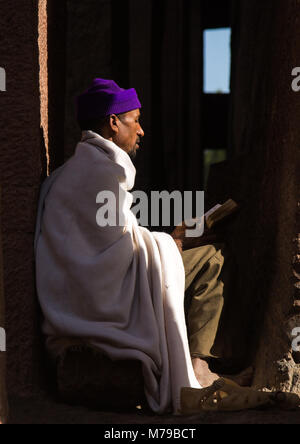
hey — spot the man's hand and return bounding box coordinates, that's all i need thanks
[172,238,183,253]
[171,221,221,252]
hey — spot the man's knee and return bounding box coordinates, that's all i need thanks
[183,244,224,272]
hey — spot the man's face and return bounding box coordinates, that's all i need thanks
[113,109,144,158]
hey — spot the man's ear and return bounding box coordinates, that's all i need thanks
[109,114,119,134]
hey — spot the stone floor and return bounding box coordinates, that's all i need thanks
[8,395,300,424]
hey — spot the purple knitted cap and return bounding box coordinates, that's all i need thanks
[76,78,141,121]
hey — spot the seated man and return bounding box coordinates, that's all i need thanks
[35,78,231,414]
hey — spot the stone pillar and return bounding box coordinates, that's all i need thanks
[47,0,67,171]
[0,0,47,396]
[208,0,300,392]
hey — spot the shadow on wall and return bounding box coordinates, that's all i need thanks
[205,149,282,375]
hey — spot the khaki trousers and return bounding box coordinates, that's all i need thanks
[182,244,225,360]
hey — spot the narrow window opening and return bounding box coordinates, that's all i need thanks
[204,28,231,94]
[203,28,231,187]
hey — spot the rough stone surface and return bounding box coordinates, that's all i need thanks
[207,0,300,393]
[38,0,49,172]
[0,0,47,396]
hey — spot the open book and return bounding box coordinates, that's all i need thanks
[205,199,239,230]
[184,199,239,239]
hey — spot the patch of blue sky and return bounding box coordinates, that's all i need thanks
[204,28,231,94]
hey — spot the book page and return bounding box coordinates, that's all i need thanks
[184,204,221,238]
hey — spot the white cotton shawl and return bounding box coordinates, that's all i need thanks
[35,131,200,414]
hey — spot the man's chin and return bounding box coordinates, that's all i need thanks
[128,149,137,159]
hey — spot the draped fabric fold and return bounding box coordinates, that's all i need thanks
[35,132,199,414]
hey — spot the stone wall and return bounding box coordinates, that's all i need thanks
[233,0,300,393]
[0,0,47,396]
[208,0,300,392]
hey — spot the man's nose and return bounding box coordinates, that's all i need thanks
[138,125,145,138]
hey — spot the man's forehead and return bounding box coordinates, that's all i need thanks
[119,109,141,121]
[132,109,141,117]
